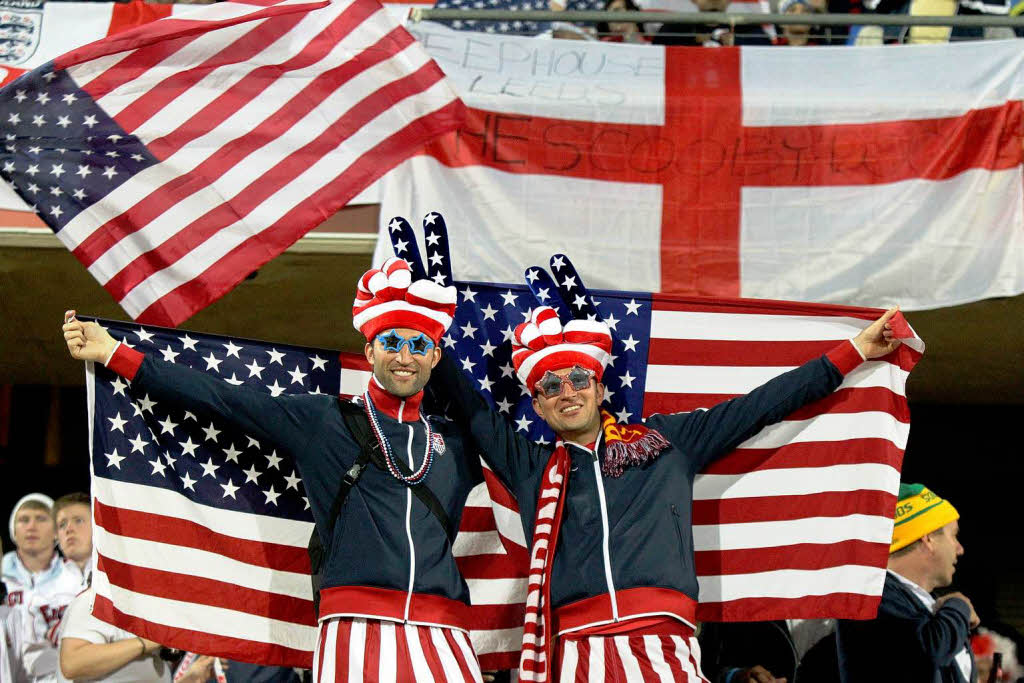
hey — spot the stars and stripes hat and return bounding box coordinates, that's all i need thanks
[352,215,458,344]
[512,256,614,392]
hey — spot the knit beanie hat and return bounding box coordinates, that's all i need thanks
[890,483,959,553]
[8,493,54,540]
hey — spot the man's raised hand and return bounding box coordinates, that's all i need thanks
[62,310,118,363]
[852,307,904,360]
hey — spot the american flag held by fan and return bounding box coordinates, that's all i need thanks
[78,209,922,671]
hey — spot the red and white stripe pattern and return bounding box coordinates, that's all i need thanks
[49,0,464,327]
[642,297,923,622]
[452,463,530,671]
[517,451,569,683]
[512,307,613,390]
[352,256,457,342]
[89,476,319,667]
[313,617,484,683]
[555,632,709,683]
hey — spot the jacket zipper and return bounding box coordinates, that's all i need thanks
[671,504,685,561]
[398,399,417,623]
[587,434,618,622]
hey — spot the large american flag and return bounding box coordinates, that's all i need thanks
[84,281,921,670]
[0,0,464,327]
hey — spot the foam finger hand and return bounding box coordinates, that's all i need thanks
[523,266,570,320]
[355,258,413,310]
[421,212,454,288]
[549,253,602,322]
[514,306,565,351]
[386,216,427,280]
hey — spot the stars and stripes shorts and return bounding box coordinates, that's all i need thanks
[313,616,484,683]
[555,629,710,683]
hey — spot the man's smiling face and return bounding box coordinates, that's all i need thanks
[531,366,605,444]
[365,327,441,398]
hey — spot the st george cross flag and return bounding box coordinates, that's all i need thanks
[0,0,464,327]
[83,281,921,669]
[379,23,1024,312]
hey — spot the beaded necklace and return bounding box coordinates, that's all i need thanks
[362,391,433,485]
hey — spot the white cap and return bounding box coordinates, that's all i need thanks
[8,493,54,540]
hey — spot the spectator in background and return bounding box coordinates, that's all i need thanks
[596,0,652,42]
[56,586,220,683]
[3,494,59,607]
[972,627,1023,683]
[53,494,92,584]
[775,0,827,44]
[836,483,976,683]
[3,493,84,682]
[652,0,773,46]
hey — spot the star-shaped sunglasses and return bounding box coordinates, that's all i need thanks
[534,365,596,398]
[375,330,436,356]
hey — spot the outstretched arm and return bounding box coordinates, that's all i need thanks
[430,352,548,490]
[60,636,161,680]
[62,311,326,455]
[649,308,903,473]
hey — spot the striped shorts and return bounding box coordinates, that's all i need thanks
[313,616,484,683]
[555,630,710,683]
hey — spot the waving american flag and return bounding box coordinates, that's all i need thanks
[0,0,464,328]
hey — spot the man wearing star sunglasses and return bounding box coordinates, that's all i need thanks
[367,328,439,398]
[530,365,601,443]
[61,216,489,683]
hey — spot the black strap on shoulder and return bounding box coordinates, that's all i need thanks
[338,401,453,543]
[329,403,374,538]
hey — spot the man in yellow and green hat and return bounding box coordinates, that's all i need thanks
[836,483,978,683]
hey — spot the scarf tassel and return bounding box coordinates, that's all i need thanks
[602,429,670,478]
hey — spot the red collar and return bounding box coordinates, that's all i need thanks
[367,377,422,422]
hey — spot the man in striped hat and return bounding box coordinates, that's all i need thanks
[429,257,903,683]
[836,483,977,683]
[61,214,488,683]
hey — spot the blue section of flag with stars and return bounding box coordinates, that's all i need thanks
[91,319,341,522]
[0,63,158,233]
[437,282,653,445]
